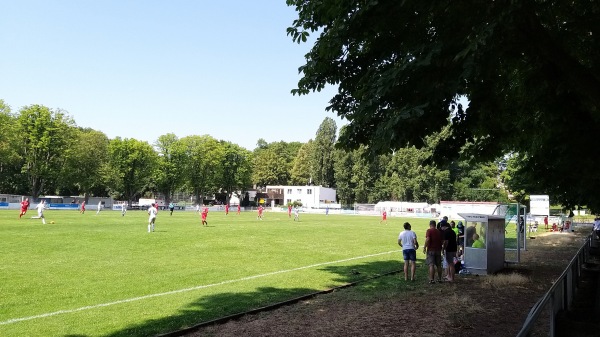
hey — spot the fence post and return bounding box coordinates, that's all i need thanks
[549,291,556,337]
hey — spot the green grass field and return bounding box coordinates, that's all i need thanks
[0,209,438,336]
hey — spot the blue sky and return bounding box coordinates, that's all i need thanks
[0,1,343,150]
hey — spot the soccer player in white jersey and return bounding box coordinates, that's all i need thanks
[36,200,47,224]
[148,203,158,232]
[96,201,102,215]
[121,202,127,216]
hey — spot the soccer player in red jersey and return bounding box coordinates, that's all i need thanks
[19,198,30,218]
[201,208,208,226]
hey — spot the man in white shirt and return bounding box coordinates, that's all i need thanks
[35,200,47,224]
[593,217,600,240]
[148,203,158,233]
[398,222,419,281]
[96,201,102,215]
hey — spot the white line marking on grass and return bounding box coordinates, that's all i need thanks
[0,250,400,326]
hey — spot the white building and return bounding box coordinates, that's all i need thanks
[265,185,337,209]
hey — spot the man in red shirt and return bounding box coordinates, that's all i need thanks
[225,204,229,215]
[201,208,208,226]
[237,204,241,215]
[80,200,86,214]
[288,204,292,218]
[423,220,443,284]
[544,216,549,230]
[19,198,30,219]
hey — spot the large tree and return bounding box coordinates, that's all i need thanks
[181,135,224,205]
[311,117,337,187]
[15,105,75,199]
[62,128,110,200]
[290,140,314,186]
[252,140,302,187]
[220,141,253,202]
[154,133,186,205]
[288,1,600,211]
[106,137,157,205]
[0,101,25,194]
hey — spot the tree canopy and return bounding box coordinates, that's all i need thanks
[287,1,600,211]
[15,105,75,199]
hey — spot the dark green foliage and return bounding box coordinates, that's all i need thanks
[288,0,600,211]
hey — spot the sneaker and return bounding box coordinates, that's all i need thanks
[437,279,443,283]
[429,280,435,284]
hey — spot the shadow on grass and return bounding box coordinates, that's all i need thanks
[103,260,405,337]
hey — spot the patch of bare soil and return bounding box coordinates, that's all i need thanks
[184,228,589,337]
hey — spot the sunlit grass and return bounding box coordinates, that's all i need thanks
[483,272,530,289]
[0,209,434,336]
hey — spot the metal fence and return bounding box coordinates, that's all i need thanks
[516,234,592,337]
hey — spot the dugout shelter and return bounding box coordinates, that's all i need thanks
[459,213,506,275]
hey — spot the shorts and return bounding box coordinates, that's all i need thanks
[426,251,442,267]
[402,249,416,262]
[149,217,156,224]
[445,251,457,265]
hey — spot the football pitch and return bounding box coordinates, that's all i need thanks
[0,209,432,336]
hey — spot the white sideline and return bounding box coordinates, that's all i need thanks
[0,250,400,326]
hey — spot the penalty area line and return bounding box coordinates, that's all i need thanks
[0,250,401,326]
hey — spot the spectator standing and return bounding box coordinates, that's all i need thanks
[423,220,443,284]
[437,216,449,231]
[593,217,600,240]
[398,222,419,281]
[441,221,458,282]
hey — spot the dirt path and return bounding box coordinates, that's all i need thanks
[184,229,590,337]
